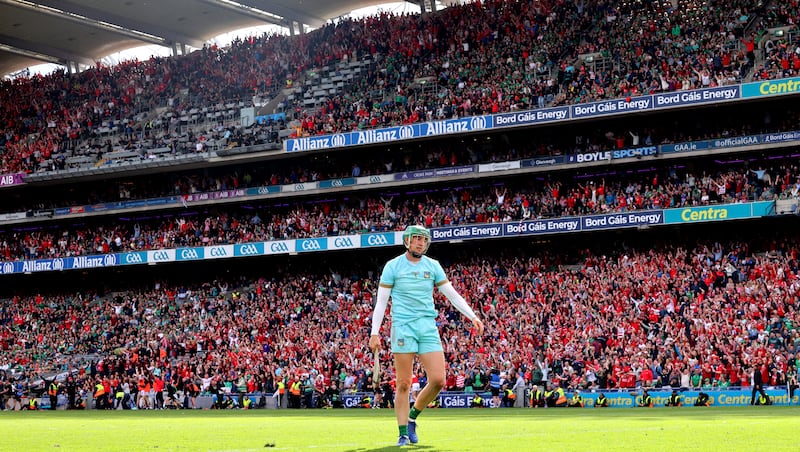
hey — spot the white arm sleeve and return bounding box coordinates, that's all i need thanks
[438,281,477,321]
[370,286,391,336]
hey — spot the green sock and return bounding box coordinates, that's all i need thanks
[409,406,421,420]
[399,425,408,436]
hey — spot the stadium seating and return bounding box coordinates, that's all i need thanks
[1,228,798,406]
[1,1,799,407]
[2,0,793,175]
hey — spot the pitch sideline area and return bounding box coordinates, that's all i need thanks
[1,406,796,451]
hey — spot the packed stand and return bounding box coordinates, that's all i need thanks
[0,0,776,175]
[559,0,757,104]
[0,33,298,175]
[1,157,798,262]
[5,97,800,216]
[283,0,766,134]
[1,230,798,409]
[750,0,800,81]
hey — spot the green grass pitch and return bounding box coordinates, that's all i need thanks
[1,406,797,451]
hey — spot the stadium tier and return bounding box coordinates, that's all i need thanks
[1,1,799,411]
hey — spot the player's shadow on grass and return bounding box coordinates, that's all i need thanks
[341,445,438,452]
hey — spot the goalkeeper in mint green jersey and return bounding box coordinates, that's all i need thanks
[369,225,484,447]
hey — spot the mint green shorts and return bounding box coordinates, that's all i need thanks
[391,317,443,355]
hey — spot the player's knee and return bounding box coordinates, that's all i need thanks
[396,379,412,393]
[427,375,445,391]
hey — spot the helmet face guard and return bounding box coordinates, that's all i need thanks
[402,225,431,257]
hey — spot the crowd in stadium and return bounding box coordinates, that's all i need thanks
[1,157,798,262]
[1,229,799,409]
[2,0,800,411]
[751,0,800,80]
[1,0,797,175]
[2,90,800,264]
[757,1,800,74]
[4,93,800,214]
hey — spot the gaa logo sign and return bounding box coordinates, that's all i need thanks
[52,258,65,270]
[124,254,143,264]
[470,116,487,130]
[237,244,260,255]
[333,237,354,248]
[209,247,227,257]
[299,239,323,251]
[153,251,170,261]
[2,262,13,274]
[366,234,389,246]
[369,176,382,184]
[294,184,305,191]
[103,255,117,267]
[331,134,347,147]
[269,242,290,253]
[398,126,414,139]
[331,179,344,187]
[180,249,200,260]
[257,187,273,195]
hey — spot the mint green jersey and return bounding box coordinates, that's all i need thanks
[379,253,447,324]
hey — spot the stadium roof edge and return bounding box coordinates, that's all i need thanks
[0,0,421,77]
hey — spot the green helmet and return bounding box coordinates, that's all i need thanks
[402,225,431,257]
